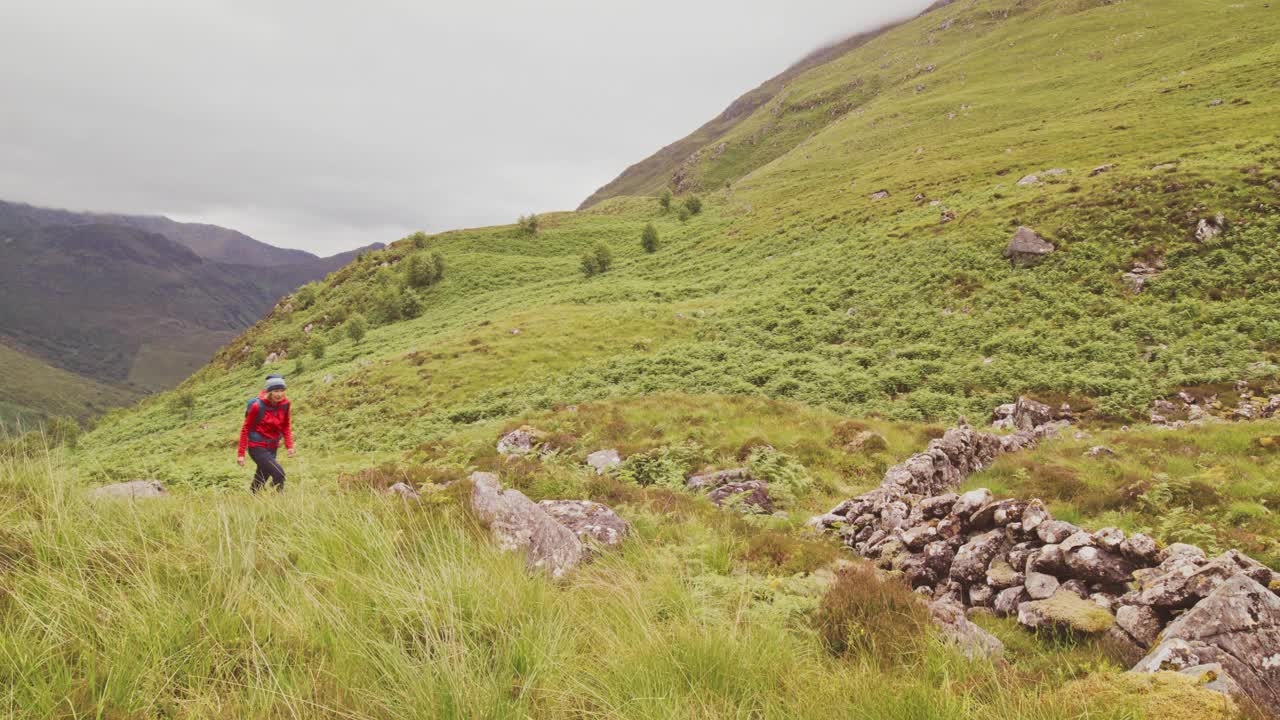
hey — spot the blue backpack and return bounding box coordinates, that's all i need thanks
[244,397,289,448]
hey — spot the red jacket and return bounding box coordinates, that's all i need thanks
[237,391,293,458]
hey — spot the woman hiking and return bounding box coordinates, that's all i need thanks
[237,374,295,493]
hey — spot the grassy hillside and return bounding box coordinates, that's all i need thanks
[77,0,1280,482]
[0,344,139,432]
[27,0,1280,715]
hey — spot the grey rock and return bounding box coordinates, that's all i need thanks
[1093,527,1125,552]
[969,583,995,608]
[497,426,546,456]
[1060,578,1090,598]
[953,488,994,519]
[1116,604,1163,648]
[538,499,631,550]
[994,586,1029,617]
[1027,544,1068,575]
[1194,214,1226,242]
[986,558,1024,589]
[870,189,891,200]
[1020,499,1051,533]
[1065,544,1135,586]
[89,480,167,500]
[1132,575,1280,712]
[1037,520,1080,545]
[1089,163,1117,177]
[1120,533,1160,564]
[920,493,959,519]
[950,529,1007,584]
[385,482,420,500]
[902,523,940,551]
[1003,227,1055,267]
[469,472,583,578]
[585,449,621,475]
[929,599,1004,660]
[1085,445,1116,457]
[1025,571,1061,600]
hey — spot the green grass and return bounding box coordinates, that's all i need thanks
[0,343,140,433]
[1,447,1181,719]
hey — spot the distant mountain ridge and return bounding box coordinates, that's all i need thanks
[0,198,385,429]
[0,198,377,267]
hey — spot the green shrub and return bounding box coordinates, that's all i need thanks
[167,390,196,419]
[309,337,326,360]
[248,349,267,368]
[685,195,702,215]
[404,254,439,288]
[517,214,539,236]
[46,416,81,450]
[746,446,812,507]
[346,314,368,344]
[617,443,707,489]
[294,284,318,309]
[677,206,691,222]
[659,189,672,212]
[812,563,932,665]
[409,231,428,249]
[641,223,659,253]
[581,242,614,277]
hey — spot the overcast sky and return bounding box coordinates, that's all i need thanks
[0,1,931,256]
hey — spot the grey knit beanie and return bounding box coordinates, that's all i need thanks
[265,375,287,391]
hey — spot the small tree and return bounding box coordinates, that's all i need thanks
[293,357,306,376]
[310,337,327,360]
[168,389,196,419]
[641,223,659,253]
[517,214,539,236]
[294,284,318,309]
[593,242,613,273]
[249,348,267,367]
[346,314,368,344]
[581,252,600,277]
[685,195,703,215]
[431,252,445,280]
[659,189,673,213]
[409,231,429,249]
[404,254,438,288]
[677,206,691,222]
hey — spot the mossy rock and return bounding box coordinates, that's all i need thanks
[1018,589,1115,634]
[1056,672,1236,720]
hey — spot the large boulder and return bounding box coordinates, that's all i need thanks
[1003,227,1055,267]
[1132,575,1280,712]
[89,480,167,500]
[468,472,583,578]
[538,500,630,551]
[1017,590,1115,634]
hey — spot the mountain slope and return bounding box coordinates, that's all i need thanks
[81,0,1280,487]
[0,343,140,431]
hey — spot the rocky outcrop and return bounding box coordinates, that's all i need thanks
[1003,226,1055,267]
[1131,575,1280,711]
[1195,214,1226,242]
[89,480,167,500]
[537,499,631,551]
[469,472,584,579]
[707,480,774,514]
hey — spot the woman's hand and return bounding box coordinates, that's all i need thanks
[287,447,296,458]
[237,456,246,467]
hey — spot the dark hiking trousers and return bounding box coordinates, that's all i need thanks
[249,446,286,493]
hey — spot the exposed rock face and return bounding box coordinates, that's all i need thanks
[538,500,631,550]
[585,449,621,475]
[497,426,547,456]
[1089,163,1116,176]
[469,472,583,578]
[89,480,167,500]
[1132,575,1280,712]
[1003,226,1055,267]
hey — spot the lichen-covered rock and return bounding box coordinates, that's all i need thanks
[1027,544,1068,576]
[1092,527,1125,552]
[1036,520,1080,545]
[1133,575,1280,712]
[496,426,547,456]
[986,558,1024,590]
[1120,533,1160,564]
[953,488,994,519]
[919,493,958,519]
[1116,604,1163,648]
[537,499,630,550]
[950,529,1006,584]
[1017,590,1115,634]
[1020,499,1051,533]
[1064,544,1135,586]
[469,472,583,578]
[994,586,1028,617]
[1025,571,1061,600]
[929,599,1004,660]
[901,522,939,551]
[89,480,167,500]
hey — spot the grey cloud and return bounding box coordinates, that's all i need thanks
[0,0,933,255]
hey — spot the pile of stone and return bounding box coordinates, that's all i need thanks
[809,398,1280,712]
[1149,387,1280,428]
